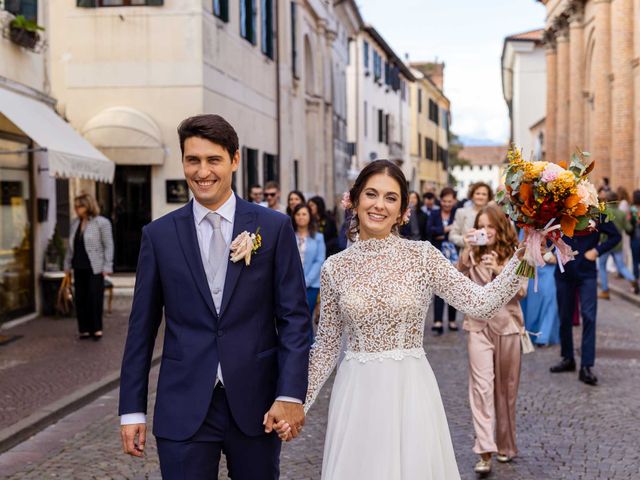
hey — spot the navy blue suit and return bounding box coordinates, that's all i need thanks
[119,196,312,479]
[554,219,620,368]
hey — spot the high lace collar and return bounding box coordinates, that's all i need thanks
[351,233,401,252]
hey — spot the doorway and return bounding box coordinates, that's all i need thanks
[97,165,151,272]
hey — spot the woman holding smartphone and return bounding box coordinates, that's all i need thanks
[458,204,526,475]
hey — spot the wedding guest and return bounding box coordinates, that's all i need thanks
[450,182,493,249]
[519,238,560,346]
[616,186,632,270]
[630,190,640,281]
[429,187,459,333]
[292,204,326,318]
[64,192,114,341]
[264,181,286,213]
[400,191,427,241]
[458,204,526,474]
[308,196,340,256]
[598,191,638,298]
[421,191,440,217]
[249,184,265,205]
[287,190,306,217]
[550,215,621,385]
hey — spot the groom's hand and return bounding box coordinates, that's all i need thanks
[263,400,305,441]
[121,423,146,457]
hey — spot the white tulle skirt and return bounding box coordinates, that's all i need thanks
[321,349,461,480]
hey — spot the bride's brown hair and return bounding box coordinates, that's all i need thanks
[470,204,518,265]
[347,160,409,241]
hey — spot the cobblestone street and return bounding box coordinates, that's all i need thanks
[1,293,639,479]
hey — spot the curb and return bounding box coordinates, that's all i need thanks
[607,284,640,307]
[0,353,161,454]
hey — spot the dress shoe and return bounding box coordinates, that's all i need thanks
[474,458,491,474]
[631,280,640,295]
[598,290,610,300]
[496,454,512,463]
[550,358,576,373]
[579,367,598,385]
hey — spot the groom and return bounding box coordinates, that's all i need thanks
[118,114,312,479]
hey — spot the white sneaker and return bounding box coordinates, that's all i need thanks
[496,453,512,463]
[474,458,492,474]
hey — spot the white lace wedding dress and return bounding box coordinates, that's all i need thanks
[304,235,524,480]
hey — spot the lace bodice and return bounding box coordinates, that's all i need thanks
[304,234,524,411]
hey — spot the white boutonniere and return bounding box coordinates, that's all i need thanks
[230,227,262,266]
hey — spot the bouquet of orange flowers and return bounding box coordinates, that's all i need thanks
[497,147,606,279]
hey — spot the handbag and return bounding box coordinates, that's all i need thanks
[56,273,74,316]
[519,329,536,355]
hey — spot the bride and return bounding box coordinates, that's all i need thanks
[277,160,525,479]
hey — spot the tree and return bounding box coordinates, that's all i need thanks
[447,132,468,186]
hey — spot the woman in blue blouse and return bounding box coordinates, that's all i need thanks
[292,204,326,316]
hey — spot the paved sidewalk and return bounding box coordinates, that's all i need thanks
[1,293,639,479]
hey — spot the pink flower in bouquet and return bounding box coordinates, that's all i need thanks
[541,162,565,183]
[576,180,599,208]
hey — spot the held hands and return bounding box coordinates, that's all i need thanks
[264,400,305,443]
[480,251,502,275]
[584,248,599,262]
[463,229,478,247]
[121,423,146,458]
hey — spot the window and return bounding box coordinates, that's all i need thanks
[373,52,382,83]
[364,101,368,137]
[243,147,259,198]
[240,0,257,45]
[261,0,273,58]
[441,109,449,132]
[263,153,279,183]
[384,114,390,145]
[428,99,439,125]
[426,138,434,160]
[363,40,370,70]
[213,0,228,22]
[436,145,443,163]
[418,133,422,157]
[6,0,38,20]
[378,109,384,143]
[418,89,422,113]
[80,0,164,6]
[291,1,298,78]
[384,61,390,86]
[293,159,299,190]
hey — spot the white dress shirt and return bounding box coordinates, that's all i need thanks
[121,193,299,426]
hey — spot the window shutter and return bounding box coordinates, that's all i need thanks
[146,0,164,5]
[76,0,96,7]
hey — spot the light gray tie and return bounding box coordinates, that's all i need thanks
[206,212,227,278]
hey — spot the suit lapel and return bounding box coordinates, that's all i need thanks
[174,201,218,319]
[220,196,256,317]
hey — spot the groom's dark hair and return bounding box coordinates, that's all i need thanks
[177,114,239,160]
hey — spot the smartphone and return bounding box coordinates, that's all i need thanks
[473,229,488,246]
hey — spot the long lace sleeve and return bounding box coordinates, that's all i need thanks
[304,262,344,413]
[424,242,524,320]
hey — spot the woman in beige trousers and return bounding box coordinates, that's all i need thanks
[458,204,526,475]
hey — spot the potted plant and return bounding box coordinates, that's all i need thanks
[44,226,66,272]
[9,15,44,50]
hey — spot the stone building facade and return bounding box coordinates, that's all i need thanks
[539,0,639,190]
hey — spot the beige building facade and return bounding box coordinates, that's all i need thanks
[49,0,352,271]
[408,62,450,192]
[539,0,639,190]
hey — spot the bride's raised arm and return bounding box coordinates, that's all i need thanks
[422,242,524,319]
[304,262,344,413]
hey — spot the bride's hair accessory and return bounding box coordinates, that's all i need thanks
[341,191,353,210]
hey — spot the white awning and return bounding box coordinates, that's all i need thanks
[83,107,166,166]
[0,88,115,183]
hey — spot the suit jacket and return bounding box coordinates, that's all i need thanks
[449,206,478,248]
[64,216,114,274]
[118,196,312,440]
[301,233,325,289]
[555,218,621,280]
[427,207,457,250]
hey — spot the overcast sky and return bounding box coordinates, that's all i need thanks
[358,0,546,145]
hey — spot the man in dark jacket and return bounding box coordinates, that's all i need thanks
[550,217,621,385]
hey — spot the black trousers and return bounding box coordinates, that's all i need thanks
[434,295,457,323]
[73,268,104,334]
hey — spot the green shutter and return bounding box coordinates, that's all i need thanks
[146,0,164,5]
[77,0,96,7]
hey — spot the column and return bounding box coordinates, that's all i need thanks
[569,4,585,155]
[592,0,613,182]
[556,27,570,163]
[545,35,558,163]
[634,0,640,187]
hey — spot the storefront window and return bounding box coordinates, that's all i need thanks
[0,135,34,323]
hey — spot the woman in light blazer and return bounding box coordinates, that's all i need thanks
[64,193,114,340]
[291,203,326,316]
[449,182,494,248]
